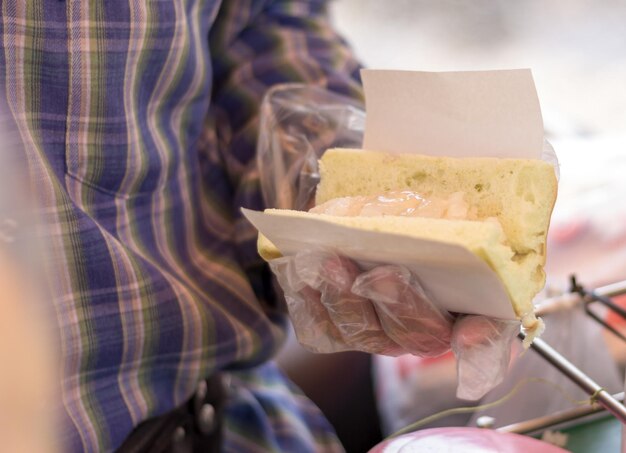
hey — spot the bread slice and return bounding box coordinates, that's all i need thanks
[259,210,537,322]
[258,149,557,329]
[317,149,557,260]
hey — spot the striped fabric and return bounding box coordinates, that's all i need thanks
[0,1,362,451]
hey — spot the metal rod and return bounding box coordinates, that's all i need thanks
[585,304,626,342]
[590,290,626,320]
[595,279,626,299]
[520,333,626,424]
[498,392,624,435]
[535,278,626,317]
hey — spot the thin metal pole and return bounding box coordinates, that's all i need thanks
[535,278,626,317]
[499,393,624,435]
[521,333,626,424]
[595,279,626,299]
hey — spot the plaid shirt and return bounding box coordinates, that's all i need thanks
[1,1,362,451]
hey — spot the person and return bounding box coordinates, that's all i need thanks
[1,1,511,451]
[1,1,362,450]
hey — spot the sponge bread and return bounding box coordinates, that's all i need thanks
[317,149,557,259]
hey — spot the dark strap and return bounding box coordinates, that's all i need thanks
[117,374,226,453]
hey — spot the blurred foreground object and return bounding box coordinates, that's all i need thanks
[0,115,58,453]
[369,427,568,453]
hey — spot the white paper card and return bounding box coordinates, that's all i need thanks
[362,69,544,158]
[244,209,516,320]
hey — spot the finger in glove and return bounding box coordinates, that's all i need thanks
[295,252,404,355]
[353,265,454,358]
[270,257,351,353]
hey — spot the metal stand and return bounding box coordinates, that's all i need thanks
[499,393,624,435]
[520,333,626,423]
[519,277,626,425]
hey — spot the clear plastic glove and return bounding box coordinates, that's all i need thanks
[270,250,519,400]
[257,84,364,211]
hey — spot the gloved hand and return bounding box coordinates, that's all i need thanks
[270,250,519,400]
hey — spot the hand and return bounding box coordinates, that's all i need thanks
[270,250,518,400]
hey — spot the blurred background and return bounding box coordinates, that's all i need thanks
[331,0,626,135]
[280,3,626,452]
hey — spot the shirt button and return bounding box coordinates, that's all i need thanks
[197,403,216,435]
[195,380,208,402]
[172,426,186,444]
[222,374,232,391]
[476,416,496,429]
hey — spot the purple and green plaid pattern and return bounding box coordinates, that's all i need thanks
[1,0,361,451]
